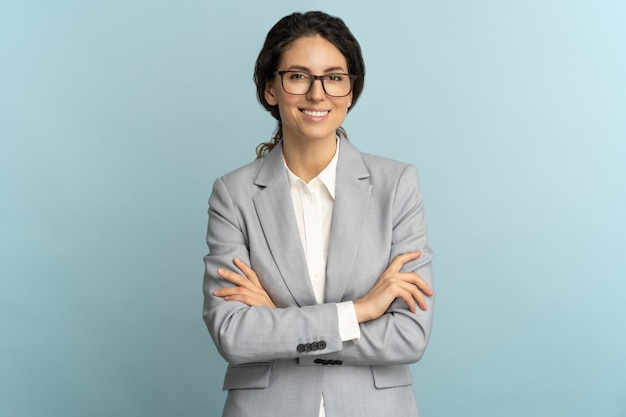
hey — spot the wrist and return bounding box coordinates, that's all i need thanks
[353,299,372,323]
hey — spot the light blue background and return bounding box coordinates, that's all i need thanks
[2,1,625,416]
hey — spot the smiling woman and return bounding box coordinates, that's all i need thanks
[253,11,366,160]
[202,11,435,417]
[263,35,354,164]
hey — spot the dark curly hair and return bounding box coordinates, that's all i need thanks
[254,11,366,158]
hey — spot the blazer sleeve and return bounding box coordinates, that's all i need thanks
[315,164,435,366]
[202,177,344,365]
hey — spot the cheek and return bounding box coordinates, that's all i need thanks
[274,97,299,124]
[334,97,352,113]
[276,94,302,114]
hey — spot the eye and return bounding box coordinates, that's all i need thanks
[289,72,310,80]
[326,74,345,82]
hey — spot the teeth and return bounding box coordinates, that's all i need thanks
[302,109,328,117]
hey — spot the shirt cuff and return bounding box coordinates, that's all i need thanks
[336,301,360,343]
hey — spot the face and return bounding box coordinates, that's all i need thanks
[265,35,352,145]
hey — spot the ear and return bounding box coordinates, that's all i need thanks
[264,81,278,106]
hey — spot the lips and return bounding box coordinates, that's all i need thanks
[301,109,329,117]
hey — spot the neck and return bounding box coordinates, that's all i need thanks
[282,135,337,183]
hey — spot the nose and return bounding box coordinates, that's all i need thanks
[307,78,326,101]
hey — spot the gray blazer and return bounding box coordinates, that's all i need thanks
[203,138,434,417]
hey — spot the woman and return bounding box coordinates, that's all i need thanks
[203,11,434,417]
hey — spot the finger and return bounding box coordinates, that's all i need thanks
[233,258,262,287]
[406,274,434,297]
[409,286,428,311]
[414,291,428,311]
[394,271,434,297]
[224,293,261,305]
[214,287,275,308]
[396,289,417,313]
[216,268,240,284]
[417,281,434,297]
[396,281,428,312]
[217,268,256,291]
[213,286,248,297]
[388,251,422,272]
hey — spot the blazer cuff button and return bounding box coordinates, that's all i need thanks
[318,341,326,350]
[297,344,305,353]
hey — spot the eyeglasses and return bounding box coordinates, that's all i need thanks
[272,70,356,97]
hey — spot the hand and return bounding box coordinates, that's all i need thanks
[354,251,433,323]
[213,258,276,308]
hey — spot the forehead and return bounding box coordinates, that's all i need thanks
[279,35,348,71]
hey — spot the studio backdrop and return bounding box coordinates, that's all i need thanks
[1,1,625,416]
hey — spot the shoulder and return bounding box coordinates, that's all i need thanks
[342,139,418,185]
[217,158,264,186]
[345,146,424,212]
[207,158,265,207]
[363,153,420,201]
[216,141,284,189]
[361,151,412,173]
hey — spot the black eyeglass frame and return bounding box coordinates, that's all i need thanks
[272,70,357,97]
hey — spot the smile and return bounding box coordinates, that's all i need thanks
[301,109,329,117]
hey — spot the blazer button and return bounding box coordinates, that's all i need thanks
[314,359,323,364]
[297,344,305,353]
[311,342,319,351]
[318,341,326,350]
[304,343,312,352]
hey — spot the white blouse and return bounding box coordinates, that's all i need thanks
[284,139,360,417]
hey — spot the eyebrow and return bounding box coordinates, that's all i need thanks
[285,65,348,73]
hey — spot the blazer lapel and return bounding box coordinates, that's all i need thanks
[325,139,372,303]
[252,142,317,307]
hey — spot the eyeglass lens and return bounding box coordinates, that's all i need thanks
[280,71,352,97]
